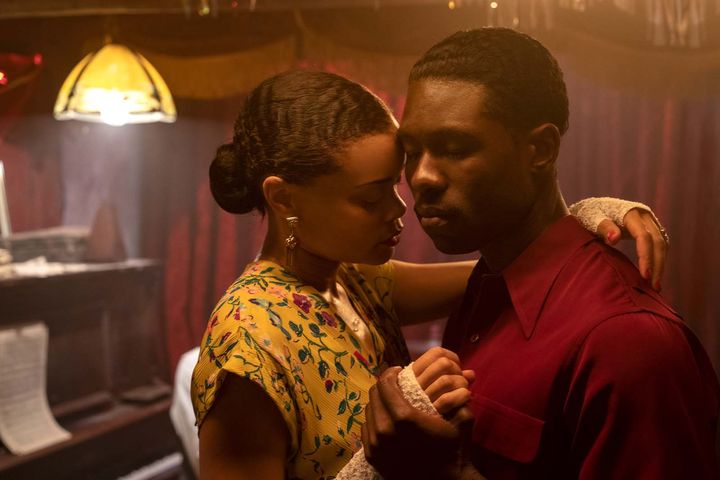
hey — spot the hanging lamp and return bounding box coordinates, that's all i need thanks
[54,43,176,126]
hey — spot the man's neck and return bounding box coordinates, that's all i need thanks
[480,184,569,272]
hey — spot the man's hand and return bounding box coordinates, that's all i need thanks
[361,366,474,479]
[597,208,668,290]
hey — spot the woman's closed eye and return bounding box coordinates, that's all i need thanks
[357,184,401,209]
[353,186,384,207]
[360,195,383,207]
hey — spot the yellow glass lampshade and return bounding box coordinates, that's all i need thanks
[54,43,176,126]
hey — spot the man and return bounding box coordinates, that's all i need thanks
[361,28,720,479]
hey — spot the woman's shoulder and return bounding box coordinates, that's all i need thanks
[220,260,297,300]
[209,260,299,316]
[205,260,308,352]
[192,261,305,427]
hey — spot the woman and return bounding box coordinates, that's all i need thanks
[192,70,666,480]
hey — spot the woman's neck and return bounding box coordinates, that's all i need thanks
[259,234,340,294]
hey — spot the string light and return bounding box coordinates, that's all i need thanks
[198,0,210,16]
[490,1,498,8]
[448,0,456,9]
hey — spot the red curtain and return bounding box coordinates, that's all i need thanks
[0,53,62,233]
[1,11,716,375]
[558,65,720,365]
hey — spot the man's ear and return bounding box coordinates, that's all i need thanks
[526,123,560,173]
[262,176,296,217]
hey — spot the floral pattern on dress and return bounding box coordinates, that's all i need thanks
[191,260,409,480]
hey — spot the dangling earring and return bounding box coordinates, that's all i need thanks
[285,216,299,268]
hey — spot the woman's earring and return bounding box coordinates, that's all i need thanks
[285,216,299,268]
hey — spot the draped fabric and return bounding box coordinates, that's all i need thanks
[558,71,720,367]
[0,53,62,233]
[0,7,718,373]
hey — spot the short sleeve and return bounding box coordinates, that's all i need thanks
[191,296,300,456]
[193,260,396,478]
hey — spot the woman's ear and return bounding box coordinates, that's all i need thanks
[262,176,296,217]
[526,123,560,173]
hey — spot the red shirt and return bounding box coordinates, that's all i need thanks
[443,216,720,479]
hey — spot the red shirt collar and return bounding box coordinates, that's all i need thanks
[500,215,596,339]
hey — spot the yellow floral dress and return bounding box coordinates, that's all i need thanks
[191,259,410,479]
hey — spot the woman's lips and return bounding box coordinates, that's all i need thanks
[381,233,402,246]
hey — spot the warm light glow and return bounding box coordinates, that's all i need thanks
[198,0,210,16]
[54,43,176,126]
[491,1,498,8]
[448,1,456,9]
[0,72,7,86]
[85,89,131,126]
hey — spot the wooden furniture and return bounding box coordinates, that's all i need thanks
[0,259,182,479]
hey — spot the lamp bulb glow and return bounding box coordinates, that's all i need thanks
[97,90,131,127]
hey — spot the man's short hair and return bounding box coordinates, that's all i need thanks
[409,27,569,136]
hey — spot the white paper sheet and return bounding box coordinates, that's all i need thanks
[0,322,71,455]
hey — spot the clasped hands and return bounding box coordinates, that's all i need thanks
[361,347,480,480]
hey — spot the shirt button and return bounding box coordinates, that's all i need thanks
[469,333,480,343]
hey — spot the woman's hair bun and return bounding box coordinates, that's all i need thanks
[209,70,397,216]
[209,143,259,214]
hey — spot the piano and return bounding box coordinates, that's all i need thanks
[0,259,183,479]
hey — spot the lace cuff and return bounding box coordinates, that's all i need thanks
[335,363,436,480]
[569,197,662,234]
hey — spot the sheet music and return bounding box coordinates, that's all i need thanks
[0,322,71,455]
